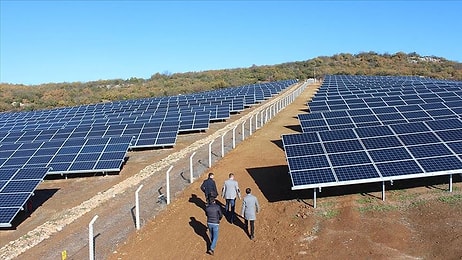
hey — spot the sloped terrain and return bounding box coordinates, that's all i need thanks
[2,82,462,259]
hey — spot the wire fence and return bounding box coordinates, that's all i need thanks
[1,80,312,260]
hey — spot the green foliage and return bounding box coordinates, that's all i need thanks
[356,194,398,213]
[438,194,462,204]
[358,204,397,213]
[1,51,461,112]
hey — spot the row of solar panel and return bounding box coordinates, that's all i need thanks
[0,80,296,123]
[0,97,243,122]
[0,167,50,227]
[0,136,132,175]
[283,75,462,190]
[0,79,297,228]
[316,85,461,97]
[284,118,462,188]
[300,101,461,132]
[0,103,230,132]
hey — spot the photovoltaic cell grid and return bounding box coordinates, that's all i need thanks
[0,167,49,227]
[0,80,297,132]
[299,101,461,132]
[0,80,297,226]
[0,80,297,150]
[0,79,297,178]
[283,75,462,190]
[0,136,132,175]
[283,118,462,189]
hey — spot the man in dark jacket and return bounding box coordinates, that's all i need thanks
[205,198,223,255]
[201,172,218,204]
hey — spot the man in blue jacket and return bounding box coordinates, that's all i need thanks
[205,197,223,255]
[201,172,218,205]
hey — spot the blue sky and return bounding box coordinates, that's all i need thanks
[1,1,461,85]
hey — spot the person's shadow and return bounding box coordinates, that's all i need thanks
[189,217,210,251]
[189,194,206,211]
[231,214,250,238]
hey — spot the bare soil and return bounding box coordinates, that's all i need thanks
[2,82,462,260]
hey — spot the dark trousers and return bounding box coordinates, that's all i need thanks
[245,219,255,237]
[225,198,236,221]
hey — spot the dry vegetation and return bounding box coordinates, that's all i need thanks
[1,51,461,112]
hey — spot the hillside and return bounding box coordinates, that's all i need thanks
[1,51,461,112]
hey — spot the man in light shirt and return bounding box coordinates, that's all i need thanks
[221,173,241,223]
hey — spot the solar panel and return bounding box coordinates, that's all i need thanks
[0,167,49,227]
[284,75,462,190]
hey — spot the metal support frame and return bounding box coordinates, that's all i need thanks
[88,215,99,260]
[135,184,143,230]
[166,165,173,205]
[208,140,214,167]
[232,126,237,148]
[221,132,226,157]
[190,152,197,183]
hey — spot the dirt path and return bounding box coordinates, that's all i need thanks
[109,82,462,260]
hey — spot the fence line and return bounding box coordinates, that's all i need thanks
[1,80,312,260]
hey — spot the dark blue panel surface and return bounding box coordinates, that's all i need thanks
[324,140,363,153]
[418,156,462,172]
[361,136,402,149]
[282,133,319,146]
[291,168,336,186]
[288,155,329,171]
[0,193,31,207]
[329,151,371,167]
[390,122,430,134]
[399,132,440,145]
[335,164,380,181]
[1,179,42,193]
[69,161,97,171]
[355,125,393,138]
[0,208,21,226]
[13,167,49,180]
[0,169,16,181]
[368,147,412,163]
[285,143,324,157]
[408,143,453,158]
[376,160,423,177]
[319,129,356,142]
[435,129,462,142]
[448,141,462,155]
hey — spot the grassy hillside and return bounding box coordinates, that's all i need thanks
[1,51,461,112]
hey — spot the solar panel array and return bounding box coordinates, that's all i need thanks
[282,75,462,190]
[0,79,297,227]
[0,167,49,227]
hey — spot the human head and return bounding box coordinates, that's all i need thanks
[229,173,234,179]
[246,188,251,194]
[208,172,214,179]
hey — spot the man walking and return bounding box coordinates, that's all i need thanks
[241,187,259,240]
[222,173,241,223]
[205,198,223,255]
[201,172,218,204]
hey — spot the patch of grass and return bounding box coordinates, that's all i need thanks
[356,195,375,204]
[407,198,426,208]
[358,204,397,213]
[314,200,339,219]
[396,192,419,202]
[319,200,336,208]
[317,209,340,219]
[438,194,462,204]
